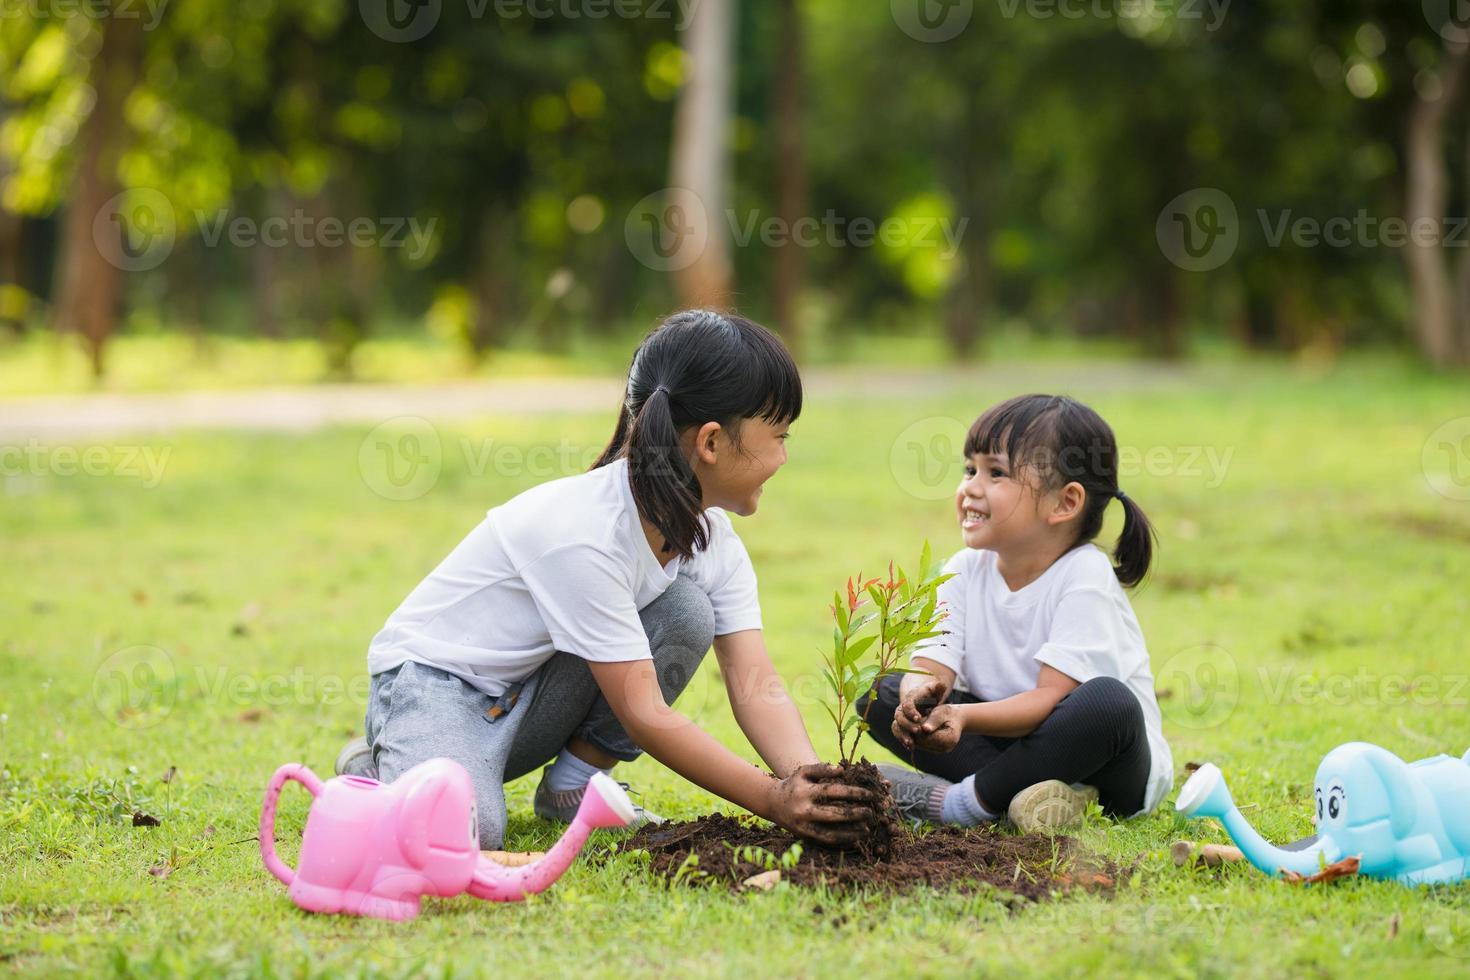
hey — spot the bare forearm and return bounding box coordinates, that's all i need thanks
[957,688,1067,738]
[731,687,820,777]
[715,632,820,777]
[903,657,956,701]
[624,706,780,819]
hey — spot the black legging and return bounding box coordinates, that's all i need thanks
[857,673,1151,816]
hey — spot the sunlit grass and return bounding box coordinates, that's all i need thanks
[3,359,1469,976]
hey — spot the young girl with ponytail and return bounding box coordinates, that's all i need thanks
[863,394,1174,834]
[337,310,878,848]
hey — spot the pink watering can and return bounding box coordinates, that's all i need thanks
[259,757,634,921]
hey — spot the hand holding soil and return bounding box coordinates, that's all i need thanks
[914,703,962,753]
[893,679,949,751]
[768,762,880,846]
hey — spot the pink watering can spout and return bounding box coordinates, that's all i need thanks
[467,772,637,901]
[259,758,631,921]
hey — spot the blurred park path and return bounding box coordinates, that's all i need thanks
[0,363,1207,441]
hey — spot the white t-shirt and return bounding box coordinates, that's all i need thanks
[367,457,763,695]
[914,544,1173,814]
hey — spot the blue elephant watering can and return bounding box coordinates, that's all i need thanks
[1176,742,1470,885]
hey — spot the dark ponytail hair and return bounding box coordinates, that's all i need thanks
[593,310,802,561]
[964,394,1156,588]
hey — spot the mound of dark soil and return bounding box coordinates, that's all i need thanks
[619,814,1120,900]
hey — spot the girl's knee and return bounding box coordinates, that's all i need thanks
[475,784,509,850]
[645,576,716,659]
[1075,676,1143,729]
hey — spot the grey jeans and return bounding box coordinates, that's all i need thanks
[363,574,716,848]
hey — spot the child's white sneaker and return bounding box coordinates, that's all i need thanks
[1007,780,1098,834]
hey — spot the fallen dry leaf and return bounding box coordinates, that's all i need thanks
[237,707,267,724]
[160,765,177,784]
[1387,913,1399,940]
[741,870,782,891]
[482,850,545,868]
[1057,872,1115,890]
[148,861,173,879]
[1280,855,1360,885]
[132,810,161,827]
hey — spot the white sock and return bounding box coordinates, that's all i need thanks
[544,748,610,793]
[939,775,998,826]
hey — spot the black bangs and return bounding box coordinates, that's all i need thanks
[964,394,1068,476]
[728,313,803,425]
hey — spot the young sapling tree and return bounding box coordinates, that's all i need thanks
[821,541,954,766]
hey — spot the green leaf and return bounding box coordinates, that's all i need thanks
[845,635,877,662]
[834,591,848,633]
[867,583,886,609]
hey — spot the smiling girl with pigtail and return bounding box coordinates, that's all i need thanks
[338,310,879,848]
[862,394,1175,833]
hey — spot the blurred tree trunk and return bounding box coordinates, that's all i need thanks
[669,0,733,309]
[1405,32,1469,368]
[591,231,629,332]
[770,0,805,352]
[0,98,21,333]
[304,184,372,378]
[170,237,209,348]
[1456,123,1470,363]
[1238,263,1285,349]
[942,149,987,359]
[51,13,144,378]
[1145,269,1185,359]
[250,187,284,338]
[0,209,20,337]
[469,202,515,358]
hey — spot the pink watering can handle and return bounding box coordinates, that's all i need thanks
[467,771,635,902]
[259,763,324,886]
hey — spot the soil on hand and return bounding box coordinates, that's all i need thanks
[834,759,902,859]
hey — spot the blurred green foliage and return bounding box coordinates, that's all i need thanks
[0,0,1465,374]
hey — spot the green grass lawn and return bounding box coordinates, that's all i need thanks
[3,358,1470,977]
